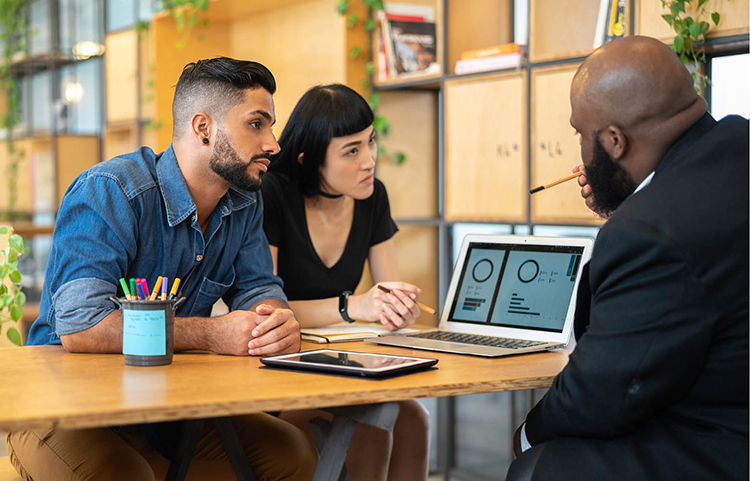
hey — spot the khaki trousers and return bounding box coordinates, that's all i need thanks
[6,414,317,481]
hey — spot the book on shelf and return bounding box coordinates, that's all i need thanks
[594,0,626,48]
[301,321,420,344]
[376,4,438,81]
[454,50,525,75]
[459,42,522,60]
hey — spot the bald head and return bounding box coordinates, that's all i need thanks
[572,36,705,132]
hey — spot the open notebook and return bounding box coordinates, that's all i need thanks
[301,321,419,344]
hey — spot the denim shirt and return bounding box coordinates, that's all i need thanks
[27,144,286,346]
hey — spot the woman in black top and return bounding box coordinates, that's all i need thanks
[262,84,429,481]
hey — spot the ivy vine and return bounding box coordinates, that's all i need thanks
[0,0,31,220]
[337,0,406,165]
[660,0,720,91]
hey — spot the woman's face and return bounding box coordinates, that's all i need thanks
[319,125,377,200]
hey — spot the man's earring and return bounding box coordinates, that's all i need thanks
[202,138,209,145]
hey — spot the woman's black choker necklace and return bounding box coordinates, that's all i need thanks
[318,190,344,199]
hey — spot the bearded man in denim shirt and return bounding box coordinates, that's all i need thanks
[6,58,317,481]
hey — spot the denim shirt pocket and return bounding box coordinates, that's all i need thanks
[187,267,236,316]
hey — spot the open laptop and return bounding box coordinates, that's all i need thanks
[368,234,593,357]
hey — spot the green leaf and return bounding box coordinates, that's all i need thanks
[8,270,21,283]
[15,291,25,306]
[201,19,209,28]
[347,14,358,28]
[711,12,720,25]
[197,34,205,41]
[350,46,361,59]
[394,152,406,165]
[697,0,709,8]
[365,61,375,75]
[372,0,385,11]
[7,327,22,346]
[700,21,710,33]
[0,285,6,296]
[673,35,684,52]
[360,78,370,89]
[0,227,7,234]
[670,2,682,16]
[10,304,22,321]
[368,93,381,110]
[377,145,386,159]
[689,21,701,38]
[2,294,12,307]
[364,19,375,31]
[7,249,17,262]
[336,0,349,16]
[372,115,388,135]
[364,0,375,6]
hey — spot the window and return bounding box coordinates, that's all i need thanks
[709,53,750,120]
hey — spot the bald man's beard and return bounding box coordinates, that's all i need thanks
[585,133,637,218]
[209,130,265,192]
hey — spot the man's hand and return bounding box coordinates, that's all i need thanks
[513,423,524,458]
[247,304,301,356]
[206,306,300,356]
[574,165,596,213]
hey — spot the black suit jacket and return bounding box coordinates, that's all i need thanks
[524,114,749,481]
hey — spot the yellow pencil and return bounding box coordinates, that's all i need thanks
[377,285,436,315]
[530,171,582,194]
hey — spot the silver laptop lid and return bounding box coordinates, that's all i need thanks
[439,235,594,344]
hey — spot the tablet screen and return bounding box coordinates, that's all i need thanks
[260,349,438,377]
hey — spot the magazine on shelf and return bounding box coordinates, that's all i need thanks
[376,4,437,80]
[388,19,438,76]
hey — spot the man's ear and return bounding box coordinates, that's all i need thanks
[297,152,304,165]
[191,112,212,143]
[601,125,628,161]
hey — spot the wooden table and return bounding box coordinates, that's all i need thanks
[0,342,569,480]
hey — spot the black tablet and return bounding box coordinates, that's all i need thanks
[260,349,438,378]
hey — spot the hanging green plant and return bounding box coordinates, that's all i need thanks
[337,0,406,166]
[158,0,211,49]
[0,226,25,346]
[0,0,31,220]
[660,0,720,91]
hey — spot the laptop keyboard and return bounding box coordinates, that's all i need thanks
[408,331,546,350]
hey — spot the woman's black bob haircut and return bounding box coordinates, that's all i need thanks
[269,84,374,197]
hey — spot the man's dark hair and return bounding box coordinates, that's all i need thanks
[172,57,276,139]
[269,84,374,197]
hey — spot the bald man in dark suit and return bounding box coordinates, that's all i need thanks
[508,36,748,481]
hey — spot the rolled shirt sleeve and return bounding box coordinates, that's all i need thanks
[46,172,139,338]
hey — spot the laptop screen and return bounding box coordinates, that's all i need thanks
[447,242,584,333]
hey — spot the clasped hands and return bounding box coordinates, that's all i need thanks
[211,304,300,356]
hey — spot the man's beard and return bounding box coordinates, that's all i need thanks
[585,133,637,218]
[208,130,267,192]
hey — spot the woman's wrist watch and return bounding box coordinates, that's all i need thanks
[338,291,355,323]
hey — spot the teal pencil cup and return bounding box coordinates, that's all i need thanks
[110,296,185,366]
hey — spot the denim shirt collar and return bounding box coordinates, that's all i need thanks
[155,144,256,227]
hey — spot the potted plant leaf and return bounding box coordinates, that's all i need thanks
[0,226,25,346]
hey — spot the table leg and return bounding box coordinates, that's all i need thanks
[165,419,204,481]
[310,403,401,481]
[214,417,257,481]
